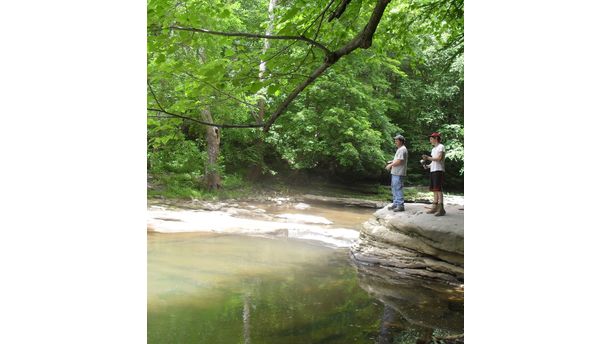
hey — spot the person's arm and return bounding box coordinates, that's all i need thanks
[385,159,403,170]
[422,151,445,162]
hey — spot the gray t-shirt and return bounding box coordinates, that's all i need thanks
[391,145,408,176]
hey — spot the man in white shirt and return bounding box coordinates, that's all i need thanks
[385,134,408,212]
[422,132,446,216]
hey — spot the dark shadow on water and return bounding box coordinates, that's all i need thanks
[353,261,464,343]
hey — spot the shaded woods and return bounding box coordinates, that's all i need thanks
[147,0,463,197]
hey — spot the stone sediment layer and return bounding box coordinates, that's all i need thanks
[351,204,464,285]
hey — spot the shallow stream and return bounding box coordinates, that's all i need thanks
[148,202,463,343]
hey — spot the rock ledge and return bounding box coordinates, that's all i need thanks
[351,203,464,285]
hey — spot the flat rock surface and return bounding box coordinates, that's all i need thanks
[375,204,464,254]
[147,201,363,248]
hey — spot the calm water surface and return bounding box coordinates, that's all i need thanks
[252,201,375,228]
[148,206,463,343]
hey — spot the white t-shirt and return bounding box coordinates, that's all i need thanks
[391,145,408,176]
[430,144,445,172]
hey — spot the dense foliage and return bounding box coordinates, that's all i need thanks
[147,0,464,195]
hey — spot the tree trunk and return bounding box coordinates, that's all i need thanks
[201,108,221,190]
[248,0,277,181]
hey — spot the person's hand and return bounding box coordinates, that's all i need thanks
[385,164,392,170]
[421,155,428,160]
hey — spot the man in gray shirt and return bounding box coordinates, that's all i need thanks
[385,134,408,212]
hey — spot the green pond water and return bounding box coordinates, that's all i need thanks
[148,231,463,343]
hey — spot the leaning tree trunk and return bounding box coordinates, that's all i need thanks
[201,108,221,190]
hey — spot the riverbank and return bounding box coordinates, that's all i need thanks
[147,196,373,248]
[148,173,463,202]
[148,189,463,248]
[148,180,464,207]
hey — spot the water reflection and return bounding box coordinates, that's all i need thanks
[148,234,385,343]
[377,304,402,344]
[242,293,251,344]
[354,261,464,343]
[148,232,463,343]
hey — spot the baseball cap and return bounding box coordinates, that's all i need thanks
[429,132,441,138]
[393,134,405,141]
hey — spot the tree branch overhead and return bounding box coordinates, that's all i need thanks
[168,26,331,54]
[152,0,392,132]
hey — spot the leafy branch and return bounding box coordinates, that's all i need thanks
[262,0,392,131]
[147,81,264,128]
[167,26,332,54]
[152,0,392,132]
[146,108,264,128]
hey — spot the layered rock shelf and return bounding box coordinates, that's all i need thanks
[351,204,464,285]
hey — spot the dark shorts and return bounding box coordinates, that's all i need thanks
[429,171,445,191]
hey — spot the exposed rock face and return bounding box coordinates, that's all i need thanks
[351,204,464,285]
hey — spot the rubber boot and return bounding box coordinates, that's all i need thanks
[435,203,446,216]
[426,203,438,214]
